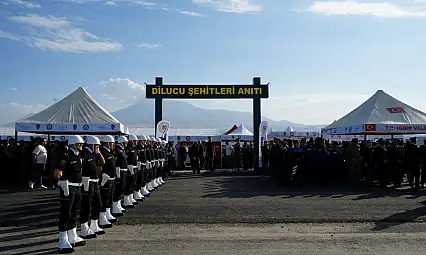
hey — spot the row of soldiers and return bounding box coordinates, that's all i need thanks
[262,137,426,189]
[55,134,171,253]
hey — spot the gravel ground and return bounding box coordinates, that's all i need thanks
[1,170,426,254]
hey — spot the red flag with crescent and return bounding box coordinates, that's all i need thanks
[365,124,376,132]
[386,107,405,113]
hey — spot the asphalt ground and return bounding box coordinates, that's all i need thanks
[1,170,426,254]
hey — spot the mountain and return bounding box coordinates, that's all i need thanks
[1,113,35,127]
[112,99,324,131]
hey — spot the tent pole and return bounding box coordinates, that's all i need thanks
[48,134,51,141]
[15,130,18,141]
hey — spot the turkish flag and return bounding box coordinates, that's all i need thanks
[365,124,376,132]
[386,107,405,113]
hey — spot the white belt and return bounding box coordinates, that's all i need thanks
[89,179,99,182]
[120,168,127,171]
[133,166,138,169]
[109,177,115,181]
[68,182,82,187]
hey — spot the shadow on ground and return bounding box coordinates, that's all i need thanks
[0,187,59,254]
[372,201,426,231]
[200,171,424,200]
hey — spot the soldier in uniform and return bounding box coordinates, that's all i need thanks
[149,137,160,190]
[151,138,162,188]
[145,137,155,192]
[99,135,117,228]
[55,135,87,253]
[123,135,139,207]
[112,136,129,214]
[80,136,105,239]
[136,135,150,198]
[159,140,167,183]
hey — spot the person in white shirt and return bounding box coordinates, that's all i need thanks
[224,142,233,169]
[30,138,48,189]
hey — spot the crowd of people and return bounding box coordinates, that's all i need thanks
[261,137,426,190]
[2,134,173,253]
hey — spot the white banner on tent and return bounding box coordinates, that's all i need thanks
[169,136,221,142]
[366,124,426,133]
[322,124,364,135]
[259,121,268,168]
[156,120,170,142]
[14,122,124,133]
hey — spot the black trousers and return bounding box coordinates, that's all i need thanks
[31,163,45,186]
[124,172,135,196]
[113,171,127,201]
[80,182,102,222]
[408,164,421,187]
[205,154,214,171]
[58,185,81,232]
[100,180,114,212]
[143,166,149,185]
[135,169,144,191]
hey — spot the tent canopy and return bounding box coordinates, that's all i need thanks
[15,87,124,134]
[223,125,238,135]
[285,126,295,132]
[323,90,426,135]
[221,124,253,141]
[227,124,253,136]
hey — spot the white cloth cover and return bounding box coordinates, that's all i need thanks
[58,180,69,196]
[82,177,90,192]
[115,167,120,178]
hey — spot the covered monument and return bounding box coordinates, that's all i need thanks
[15,87,124,136]
[322,90,426,135]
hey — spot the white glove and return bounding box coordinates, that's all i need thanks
[127,165,134,175]
[115,167,121,178]
[82,177,90,192]
[137,161,142,170]
[101,173,110,186]
[57,180,69,196]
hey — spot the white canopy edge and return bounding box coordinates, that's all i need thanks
[15,122,125,134]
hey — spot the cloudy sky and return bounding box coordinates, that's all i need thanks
[1,0,426,125]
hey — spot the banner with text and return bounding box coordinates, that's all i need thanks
[146,85,269,99]
[365,124,426,134]
[15,122,125,134]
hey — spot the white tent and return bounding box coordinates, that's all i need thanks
[15,87,124,134]
[285,126,295,132]
[322,90,426,135]
[221,124,253,141]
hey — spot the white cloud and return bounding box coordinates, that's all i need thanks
[132,0,156,6]
[192,0,262,13]
[89,78,146,111]
[306,0,426,17]
[7,0,40,8]
[104,1,116,5]
[0,30,22,41]
[3,14,122,53]
[7,88,19,91]
[176,10,205,16]
[134,43,162,49]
